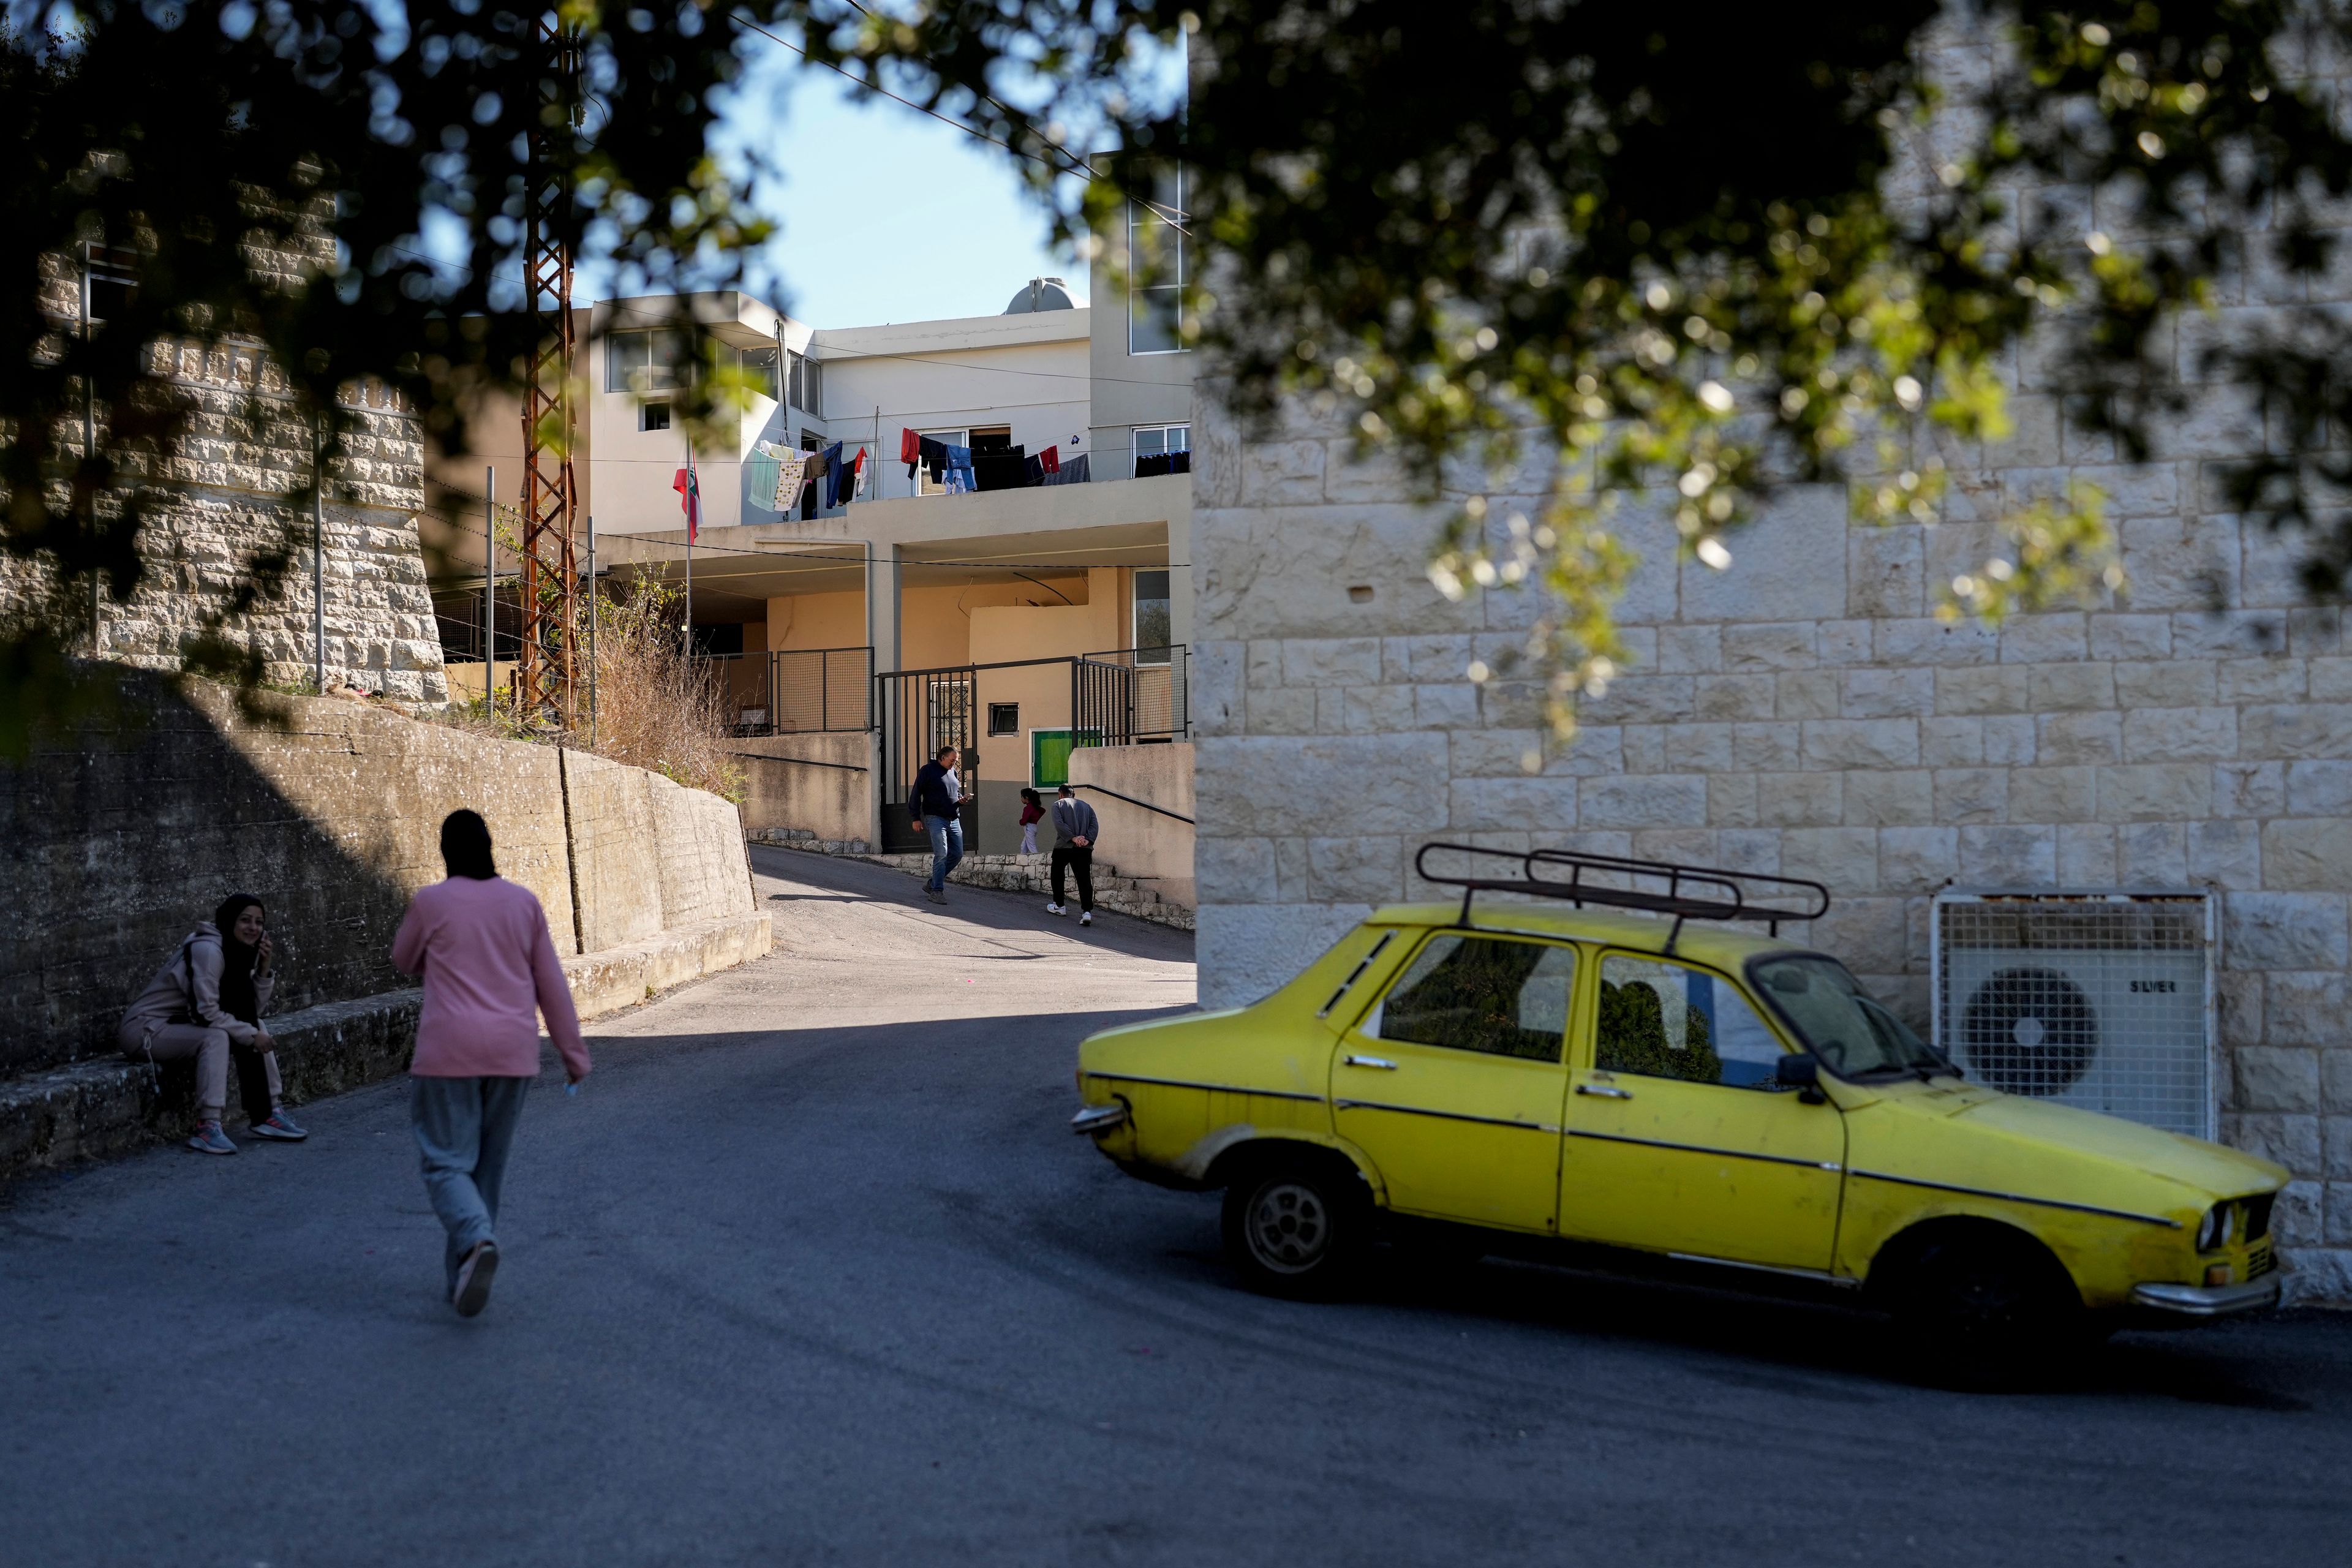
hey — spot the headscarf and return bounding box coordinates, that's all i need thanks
[440,809,499,880]
[211,892,265,1026]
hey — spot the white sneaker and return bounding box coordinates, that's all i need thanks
[1045,902,1066,916]
[1079,911,1093,927]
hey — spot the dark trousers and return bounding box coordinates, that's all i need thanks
[230,1042,276,1126]
[1052,846,1095,912]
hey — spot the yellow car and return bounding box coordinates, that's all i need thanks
[1072,845,2288,1372]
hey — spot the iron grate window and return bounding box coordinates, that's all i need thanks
[1931,891,2214,1138]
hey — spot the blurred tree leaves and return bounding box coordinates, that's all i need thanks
[12,1,2352,746]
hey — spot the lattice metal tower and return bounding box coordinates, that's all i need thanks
[516,17,584,723]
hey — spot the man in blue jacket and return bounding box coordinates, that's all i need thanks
[909,744,964,904]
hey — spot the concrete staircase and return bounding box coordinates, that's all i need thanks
[750,827,1194,932]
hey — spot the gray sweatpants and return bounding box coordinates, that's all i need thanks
[412,1076,531,1297]
[120,1022,279,1123]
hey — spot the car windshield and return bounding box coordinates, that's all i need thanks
[1748,956,1952,1080]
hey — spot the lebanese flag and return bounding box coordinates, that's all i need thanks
[673,449,700,541]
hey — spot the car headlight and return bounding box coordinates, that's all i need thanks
[2196,1203,2236,1253]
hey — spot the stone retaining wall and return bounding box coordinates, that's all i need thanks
[2,679,763,1086]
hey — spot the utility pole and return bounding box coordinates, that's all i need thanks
[312,414,326,693]
[516,18,584,728]
[79,245,99,658]
[483,464,496,709]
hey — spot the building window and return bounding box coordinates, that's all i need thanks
[606,328,691,394]
[640,402,671,432]
[1133,424,1190,478]
[1133,569,1171,662]
[1596,955,1788,1088]
[1128,165,1188,355]
[744,345,779,402]
[1368,936,1576,1063]
[784,350,823,416]
[988,703,1021,737]
[914,428,972,496]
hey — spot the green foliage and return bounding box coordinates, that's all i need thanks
[858,1,2352,741]
[0,0,768,740]
[14,1,2352,752]
[1596,979,1722,1086]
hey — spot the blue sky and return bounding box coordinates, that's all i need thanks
[704,43,1090,329]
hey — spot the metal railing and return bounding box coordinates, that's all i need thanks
[693,646,874,734]
[1082,644,1188,738]
[1073,782,1194,824]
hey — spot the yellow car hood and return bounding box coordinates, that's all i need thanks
[1939,1090,2286,1196]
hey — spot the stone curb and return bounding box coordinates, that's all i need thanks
[0,910,771,1188]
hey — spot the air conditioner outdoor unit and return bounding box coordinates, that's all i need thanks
[1931,891,2217,1140]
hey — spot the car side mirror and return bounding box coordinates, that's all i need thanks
[1775,1054,1828,1104]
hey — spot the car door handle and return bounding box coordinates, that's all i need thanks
[1576,1084,1634,1099]
[1342,1054,1398,1070]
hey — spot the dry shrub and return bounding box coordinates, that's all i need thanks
[583,581,743,801]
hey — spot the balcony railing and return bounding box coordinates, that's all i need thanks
[1081,644,1188,738]
[692,646,874,733]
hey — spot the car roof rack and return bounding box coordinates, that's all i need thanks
[1411,842,1832,955]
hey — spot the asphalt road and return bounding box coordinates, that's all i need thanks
[4,847,2350,1567]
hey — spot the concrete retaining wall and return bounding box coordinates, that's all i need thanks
[1068,743,1196,907]
[4,678,577,1077]
[734,731,874,850]
[1,678,768,1090]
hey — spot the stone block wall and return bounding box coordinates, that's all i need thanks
[17,249,447,703]
[1196,399,2352,1296]
[1188,6,2352,1300]
[1,678,755,1081]
[93,341,449,703]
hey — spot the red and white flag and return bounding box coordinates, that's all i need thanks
[673,448,701,541]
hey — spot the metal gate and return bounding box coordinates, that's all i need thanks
[876,656,1136,854]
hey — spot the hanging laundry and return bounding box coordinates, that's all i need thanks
[1040,452,1091,486]
[974,445,1027,492]
[1170,450,1191,475]
[745,443,783,513]
[899,427,921,477]
[770,444,809,511]
[1024,453,1045,487]
[1039,444,1060,474]
[943,444,977,494]
[917,435,949,483]
[1134,451,1173,479]
[821,442,851,508]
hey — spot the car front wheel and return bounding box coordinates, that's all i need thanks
[1221,1156,1365,1298]
[1886,1232,2087,1389]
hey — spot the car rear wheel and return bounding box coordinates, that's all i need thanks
[1885,1232,2087,1390]
[1221,1156,1365,1298]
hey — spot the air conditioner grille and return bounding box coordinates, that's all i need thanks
[1933,892,2214,1139]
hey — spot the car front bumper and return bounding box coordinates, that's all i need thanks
[2129,1276,2281,1318]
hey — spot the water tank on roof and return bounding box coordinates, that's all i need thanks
[1003,277,1076,314]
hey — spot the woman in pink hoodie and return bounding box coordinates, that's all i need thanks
[391,810,590,1317]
